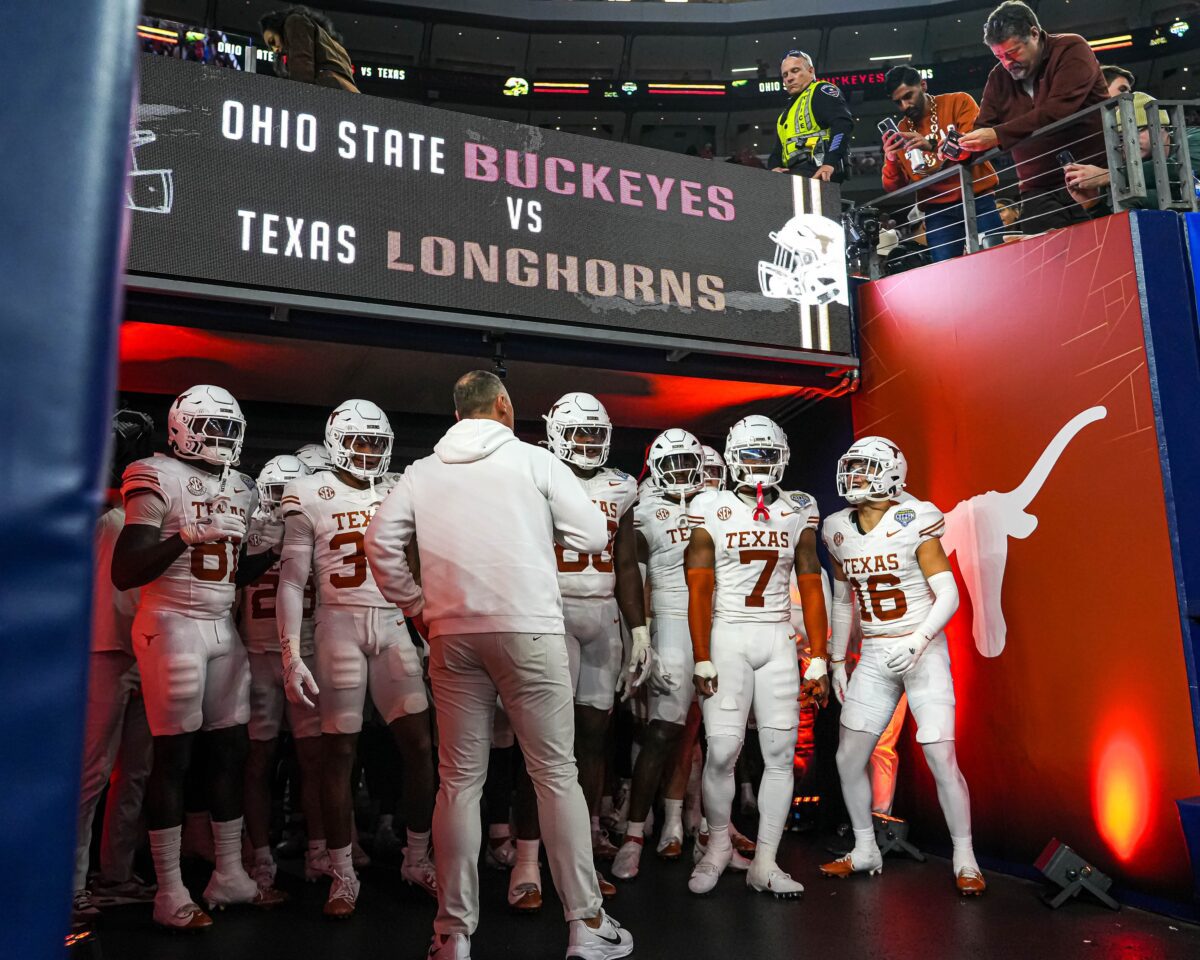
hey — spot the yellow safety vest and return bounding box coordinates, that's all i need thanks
[777,81,831,168]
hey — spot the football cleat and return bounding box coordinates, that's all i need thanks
[688,846,731,896]
[730,826,757,857]
[152,893,213,931]
[956,866,987,896]
[592,830,619,861]
[612,838,644,881]
[508,860,542,913]
[693,831,751,871]
[305,848,332,882]
[596,871,617,899]
[819,850,884,878]
[747,862,804,899]
[203,870,287,911]
[401,854,438,897]
[655,833,683,860]
[428,933,472,960]
[324,870,360,919]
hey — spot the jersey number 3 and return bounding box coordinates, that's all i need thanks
[330,531,368,588]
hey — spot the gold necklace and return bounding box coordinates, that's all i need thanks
[903,94,940,170]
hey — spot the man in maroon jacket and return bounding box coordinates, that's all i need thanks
[958,1,1109,235]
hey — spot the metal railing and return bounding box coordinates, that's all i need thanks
[852,93,1200,279]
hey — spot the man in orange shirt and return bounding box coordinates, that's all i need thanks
[880,66,1003,262]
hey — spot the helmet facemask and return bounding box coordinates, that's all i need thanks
[330,432,393,480]
[837,453,901,504]
[650,450,703,497]
[549,421,611,469]
[177,413,245,466]
[728,444,786,489]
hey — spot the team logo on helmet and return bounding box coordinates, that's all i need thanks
[833,532,844,547]
[717,506,732,521]
[319,485,336,500]
[894,508,917,527]
[187,476,206,495]
[656,508,669,521]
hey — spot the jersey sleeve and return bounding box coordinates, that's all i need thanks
[915,501,946,543]
[821,514,843,562]
[121,458,168,508]
[615,474,639,518]
[241,473,260,519]
[280,478,310,521]
[686,491,716,530]
[786,490,820,531]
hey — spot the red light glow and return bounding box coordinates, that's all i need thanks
[1093,731,1151,861]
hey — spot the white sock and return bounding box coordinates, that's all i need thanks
[625,821,645,841]
[952,835,980,874]
[851,826,880,860]
[488,823,511,841]
[406,829,431,862]
[149,825,186,898]
[211,817,247,877]
[328,843,355,880]
[253,845,273,866]
[662,798,683,836]
[706,824,731,856]
[516,839,540,864]
[699,816,709,837]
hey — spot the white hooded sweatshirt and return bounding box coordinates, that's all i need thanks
[364,417,608,639]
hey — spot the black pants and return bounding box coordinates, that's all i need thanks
[1018,186,1090,234]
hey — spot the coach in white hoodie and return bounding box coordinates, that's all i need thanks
[365,371,633,960]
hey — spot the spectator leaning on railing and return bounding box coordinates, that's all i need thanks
[1101,65,1134,98]
[959,1,1109,235]
[1065,92,1200,214]
[768,49,855,183]
[880,66,1003,262]
[260,5,359,93]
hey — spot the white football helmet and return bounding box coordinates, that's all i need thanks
[167,385,245,466]
[701,444,726,491]
[836,436,907,505]
[647,429,704,497]
[758,213,848,308]
[257,454,310,512]
[545,392,612,469]
[725,415,789,489]
[295,442,334,473]
[325,399,394,480]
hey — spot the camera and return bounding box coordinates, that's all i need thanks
[878,116,930,173]
[843,205,882,274]
[940,124,969,163]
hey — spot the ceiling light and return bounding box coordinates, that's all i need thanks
[869,54,912,61]
[731,67,759,73]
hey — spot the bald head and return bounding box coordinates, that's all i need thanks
[454,370,515,428]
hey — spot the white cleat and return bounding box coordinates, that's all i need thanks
[692,832,751,872]
[567,910,633,960]
[402,855,439,897]
[611,840,643,881]
[324,870,361,919]
[747,861,804,899]
[428,932,471,959]
[202,869,259,910]
[688,845,731,896]
[819,848,884,879]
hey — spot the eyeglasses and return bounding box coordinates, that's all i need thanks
[782,49,812,66]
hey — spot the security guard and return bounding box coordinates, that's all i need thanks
[768,50,855,182]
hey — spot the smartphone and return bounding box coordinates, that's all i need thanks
[1056,149,1075,166]
[877,117,901,137]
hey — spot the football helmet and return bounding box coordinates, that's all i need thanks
[295,442,334,473]
[701,444,726,491]
[647,429,704,497]
[725,415,789,489]
[325,399,394,480]
[126,129,174,215]
[836,436,907,505]
[758,213,848,308]
[257,454,310,512]
[167,385,245,466]
[545,392,612,469]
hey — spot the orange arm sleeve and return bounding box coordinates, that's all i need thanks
[797,573,828,659]
[686,566,715,663]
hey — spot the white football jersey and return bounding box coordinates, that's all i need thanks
[822,499,946,639]
[281,472,396,608]
[239,562,316,655]
[556,467,638,600]
[121,454,257,618]
[633,490,693,618]
[688,488,819,623]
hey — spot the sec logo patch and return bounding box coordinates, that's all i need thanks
[656,508,669,521]
[186,477,205,495]
[318,486,336,501]
[717,506,732,521]
[833,532,844,547]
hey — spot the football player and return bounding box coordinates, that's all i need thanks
[700,445,726,491]
[112,386,287,929]
[547,394,652,842]
[240,455,329,889]
[295,442,334,473]
[613,428,701,880]
[819,437,984,895]
[685,415,830,899]
[276,400,436,918]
